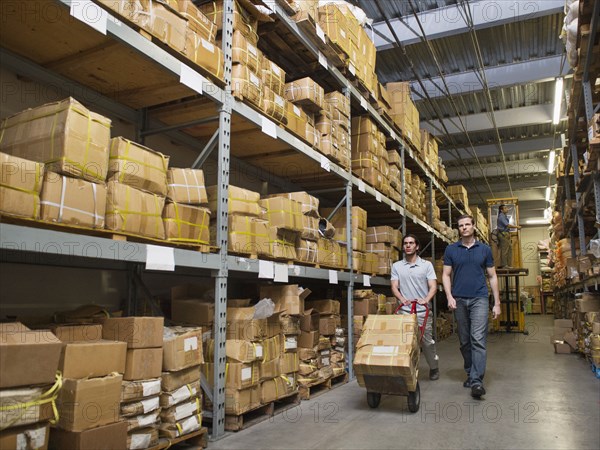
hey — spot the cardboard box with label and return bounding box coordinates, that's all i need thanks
[124,348,163,381]
[231,29,262,72]
[261,57,286,96]
[198,0,260,44]
[102,317,164,349]
[296,238,318,264]
[161,365,200,393]
[160,380,200,408]
[223,385,260,415]
[0,152,44,219]
[57,373,122,432]
[284,77,324,112]
[105,181,166,240]
[0,323,62,389]
[232,63,264,108]
[184,29,224,80]
[59,340,127,379]
[280,315,300,335]
[0,98,111,183]
[322,206,367,231]
[163,326,204,371]
[260,285,311,316]
[166,168,208,205]
[176,0,217,43]
[127,427,159,450]
[262,86,287,124]
[163,202,211,244]
[203,362,259,390]
[122,378,162,402]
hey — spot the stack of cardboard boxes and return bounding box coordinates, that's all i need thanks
[447,185,469,211]
[308,299,344,377]
[366,226,401,276]
[102,317,164,449]
[0,323,62,450]
[159,326,204,439]
[0,153,45,221]
[351,116,390,196]
[323,206,369,273]
[472,206,489,239]
[259,196,304,260]
[419,130,439,177]
[386,82,421,151]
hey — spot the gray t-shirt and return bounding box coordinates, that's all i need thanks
[390,257,437,313]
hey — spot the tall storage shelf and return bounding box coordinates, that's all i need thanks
[0,0,466,439]
[553,0,600,310]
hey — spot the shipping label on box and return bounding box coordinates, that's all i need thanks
[162,326,204,371]
[204,362,259,390]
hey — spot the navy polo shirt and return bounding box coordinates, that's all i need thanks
[443,240,494,298]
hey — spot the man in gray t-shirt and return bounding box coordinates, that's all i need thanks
[391,234,439,380]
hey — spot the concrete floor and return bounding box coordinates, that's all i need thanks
[205,315,600,449]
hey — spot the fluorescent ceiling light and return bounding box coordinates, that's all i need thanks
[548,150,555,174]
[553,77,563,125]
[560,133,566,148]
[527,218,551,225]
[545,186,552,202]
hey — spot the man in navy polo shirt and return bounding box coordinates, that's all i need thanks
[442,214,500,399]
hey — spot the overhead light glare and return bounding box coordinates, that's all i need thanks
[548,150,556,174]
[553,77,564,125]
[526,219,551,225]
[545,186,552,202]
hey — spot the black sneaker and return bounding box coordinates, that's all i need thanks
[463,378,471,388]
[471,385,486,398]
[429,369,439,380]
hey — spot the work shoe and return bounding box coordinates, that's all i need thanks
[471,385,486,398]
[463,378,471,388]
[429,369,439,380]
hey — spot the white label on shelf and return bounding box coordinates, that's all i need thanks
[70,1,107,35]
[318,51,328,69]
[259,260,275,279]
[589,126,595,141]
[321,155,331,172]
[363,275,371,286]
[360,97,368,110]
[274,263,289,282]
[250,72,260,87]
[358,180,366,193]
[255,344,263,358]
[391,202,397,211]
[315,24,326,43]
[247,43,258,56]
[376,191,382,202]
[261,117,278,139]
[180,63,205,95]
[202,38,215,53]
[329,270,338,284]
[274,94,285,108]
[372,346,396,355]
[146,245,175,271]
[184,336,198,351]
[293,105,301,116]
[348,63,356,76]
[241,367,252,381]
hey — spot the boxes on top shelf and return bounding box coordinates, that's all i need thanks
[317,4,351,57]
[231,30,262,73]
[284,77,325,112]
[0,152,44,220]
[198,0,263,44]
[166,168,208,205]
[231,63,264,108]
[207,184,261,216]
[163,202,211,244]
[176,0,217,43]
[183,29,224,80]
[261,57,287,97]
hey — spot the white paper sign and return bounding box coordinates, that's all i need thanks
[261,117,278,139]
[348,64,356,75]
[360,97,368,110]
[180,64,205,95]
[329,270,338,284]
[255,344,263,358]
[391,202,397,211]
[146,245,175,271]
[318,51,328,69]
[274,263,289,283]
[363,275,371,286]
[184,337,198,351]
[241,367,252,381]
[372,345,397,355]
[259,260,274,279]
[376,192,382,202]
[358,180,366,192]
[321,155,331,172]
[70,1,107,34]
[315,24,326,43]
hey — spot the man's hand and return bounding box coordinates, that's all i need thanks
[492,304,501,319]
[417,298,429,305]
[447,296,457,310]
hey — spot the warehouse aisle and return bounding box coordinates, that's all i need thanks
[204,315,599,450]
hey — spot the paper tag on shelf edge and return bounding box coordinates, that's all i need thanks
[315,24,326,43]
[320,155,331,172]
[318,52,328,69]
[391,202,397,211]
[258,260,275,279]
[363,275,371,287]
[70,0,108,35]
[146,245,175,271]
[360,97,368,110]
[274,263,289,283]
[180,64,205,95]
[358,180,366,192]
[329,270,338,284]
[375,191,382,202]
[261,116,278,139]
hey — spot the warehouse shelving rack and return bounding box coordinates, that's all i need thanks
[0,0,468,439]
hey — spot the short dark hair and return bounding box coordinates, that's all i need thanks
[402,234,420,248]
[456,214,474,225]
[498,204,506,212]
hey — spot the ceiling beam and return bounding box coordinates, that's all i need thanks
[373,0,564,51]
[411,56,570,100]
[440,136,556,161]
[422,104,555,136]
[446,157,548,181]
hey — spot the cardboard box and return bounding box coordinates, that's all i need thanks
[159,413,202,439]
[280,315,300,335]
[160,397,201,423]
[126,427,158,450]
[105,181,166,239]
[262,86,287,124]
[203,362,259,389]
[280,352,299,373]
[39,172,107,229]
[161,365,201,392]
[51,324,103,342]
[231,29,262,72]
[57,373,122,432]
[362,252,378,274]
[172,299,214,327]
[121,378,162,402]
[295,238,318,264]
[259,357,281,380]
[0,98,111,183]
[160,380,200,408]
[299,309,320,332]
[232,63,263,108]
[223,386,260,415]
[102,317,164,349]
[305,299,340,315]
[176,0,217,42]
[264,192,319,217]
[260,376,291,403]
[0,323,62,388]
[366,243,392,259]
[0,385,55,429]
[299,215,319,241]
[554,342,573,354]
[298,330,319,348]
[184,29,224,80]
[198,0,259,43]
[166,168,207,204]
[59,340,127,379]
[366,226,394,244]
[49,421,127,450]
[225,340,263,363]
[259,197,303,232]
[163,202,211,244]
[124,348,163,381]
[0,423,49,450]
[319,316,338,336]
[108,137,169,196]
[325,91,350,119]
[284,77,324,112]
[322,206,367,231]
[0,152,44,219]
[226,307,267,341]
[163,327,204,371]
[260,335,282,362]
[261,57,286,96]
[283,335,298,352]
[260,285,311,316]
[207,185,260,216]
[284,102,310,142]
[317,4,350,56]
[354,298,378,316]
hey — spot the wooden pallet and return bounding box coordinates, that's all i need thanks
[0,214,215,253]
[298,377,332,400]
[149,427,209,450]
[330,372,349,388]
[224,402,274,431]
[272,391,301,416]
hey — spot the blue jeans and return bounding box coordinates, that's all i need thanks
[454,297,489,386]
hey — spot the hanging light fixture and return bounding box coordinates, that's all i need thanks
[553,77,564,125]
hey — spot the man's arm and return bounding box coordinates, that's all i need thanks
[418,278,437,305]
[487,266,501,319]
[442,265,456,310]
[391,280,409,305]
